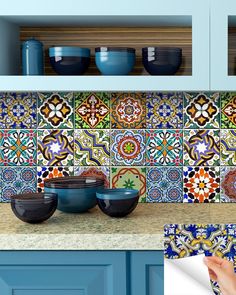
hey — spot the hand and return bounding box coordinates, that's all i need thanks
[204,256,236,295]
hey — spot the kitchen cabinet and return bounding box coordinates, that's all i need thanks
[0,251,164,295]
[0,0,210,91]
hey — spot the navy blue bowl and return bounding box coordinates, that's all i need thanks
[96,188,139,217]
[44,176,104,213]
[142,47,182,75]
[49,46,91,75]
[95,47,136,75]
[11,193,58,223]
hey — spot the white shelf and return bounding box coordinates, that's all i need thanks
[0,76,206,91]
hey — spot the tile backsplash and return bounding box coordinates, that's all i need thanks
[0,91,235,203]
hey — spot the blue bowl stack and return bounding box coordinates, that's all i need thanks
[49,46,91,75]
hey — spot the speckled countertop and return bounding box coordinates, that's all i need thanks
[0,203,236,250]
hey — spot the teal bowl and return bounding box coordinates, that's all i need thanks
[95,47,136,75]
[44,176,104,213]
[96,188,139,217]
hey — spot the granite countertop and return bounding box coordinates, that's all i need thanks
[0,203,236,250]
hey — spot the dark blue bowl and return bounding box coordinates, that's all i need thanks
[142,47,182,75]
[96,188,139,217]
[49,46,91,75]
[95,47,136,75]
[44,176,104,213]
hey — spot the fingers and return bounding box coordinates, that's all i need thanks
[204,256,224,266]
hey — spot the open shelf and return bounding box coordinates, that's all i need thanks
[0,0,210,91]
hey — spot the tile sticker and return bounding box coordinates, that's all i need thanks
[164,224,236,295]
[111,92,146,129]
[111,129,146,166]
[146,129,183,166]
[74,129,110,166]
[146,167,183,202]
[146,92,183,129]
[220,129,236,165]
[221,92,236,129]
[0,130,37,166]
[0,167,37,202]
[183,130,220,166]
[111,167,146,202]
[75,92,110,129]
[38,92,74,129]
[74,166,110,188]
[183,166,220,203]
[221,167,236,202]
[184,92,220,129]
[37,166,74,192]
[37,130,74,166]
[0,92,37,129]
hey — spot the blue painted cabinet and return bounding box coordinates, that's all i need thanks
[0,251,164,295]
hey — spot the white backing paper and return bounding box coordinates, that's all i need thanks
[164,254,214,295]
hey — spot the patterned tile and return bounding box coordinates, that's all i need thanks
[37,130,74,166]
[0,92,37,129]
[146,129,183,166]
[183,130,220,166]
[183,166,220,203]
[0,130,37,166]
[221,92,236,129]
[111,92,146,129]
[74,166,110,188]
[111,167,146,202]
[38,92,74,129]
[184,92,220,129]
[221,167,236,202]
[37,166,74,193]
[146,167,183,203]
[146,92,183,128]
[164,224,236,295]
[75,92,110,129]
[0,167,37,202]
[111,130,146,166]
[74,130,110,166]
[220,130,236,165]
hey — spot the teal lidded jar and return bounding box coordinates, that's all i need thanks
[22,38,44,75]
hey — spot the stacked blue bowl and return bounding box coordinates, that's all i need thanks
[95,47,136,75]
[49,46,90,75]
[96,188,139,217]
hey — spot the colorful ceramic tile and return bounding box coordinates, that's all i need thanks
[0,130,37,166]
[164,224,236,295]
[111,130,146,166]
[0,92,37,129]
[146,167,183,203]
[221,167,236,202]
[38,92,74,129]
[37,166,74,193]
[111,167,146,202]
[74,166,110,188]
[74,130,110,166]
[220,130,236,165]
[111,92,146,129]
[146,92,183,128]
[183,130,220,166]
[221,92,236,129]
[184,92,220,129]
[183,166,220,203]
[0,167,37,202]
[146,129,183,166]
[37,130,74,166]
[75,92,110,129]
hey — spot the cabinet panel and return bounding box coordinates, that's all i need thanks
[130,251,164,295]
[0,251,127,295]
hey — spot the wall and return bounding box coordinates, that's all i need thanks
[0,91,235,203]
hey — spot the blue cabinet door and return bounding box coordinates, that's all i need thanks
[0,251,127,295]
[130,251,164,295]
